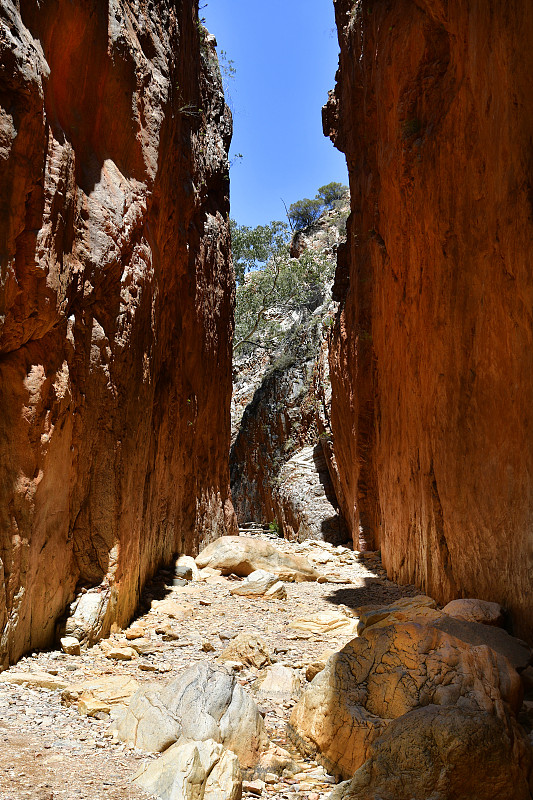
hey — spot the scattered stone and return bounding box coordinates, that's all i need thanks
[0,672,68,691]
[127,638,160,655]
[220,633,272,669]
[264,582,287,600]
[289,610,359,637]
[156,623,180,641]
[125,625,146,640]
[243,778,264,795]
[442,597,505,627]
[133,738,242,800]
[151,599,195,620]
[77,693,111,718]
[60,637,81,656]
[100,642,137,661]
[196,536,319,582]
[230,570,281,598]
[201,641,216,652]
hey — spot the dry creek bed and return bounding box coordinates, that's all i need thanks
[0,533,420,800]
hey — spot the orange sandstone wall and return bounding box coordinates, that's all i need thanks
[327,0,533,640]
[0,0,236,664]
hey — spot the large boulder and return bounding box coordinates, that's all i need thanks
[196,537,319,582]
[358,596,532,672]
[442,598,505,627]
[330,705,531,800]
[112,662,268,768]
[133,739,242,800]
[288,620,523,779]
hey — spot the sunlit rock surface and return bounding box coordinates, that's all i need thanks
[326,0,533,641]
[0,0,236,664]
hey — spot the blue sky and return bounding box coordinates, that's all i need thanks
[202,0,348,228]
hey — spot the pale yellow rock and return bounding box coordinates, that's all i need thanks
[198,567,223,581]
[150,598,194,619]
[204,748,242,800]
[196,536,319,582]
[257,744,297,776]
[125,625,146,640]
[0,671,68,691]
[175,555,200,582]
[220,633,271,669]
[230,570,280,598]
[289,610,359,637]
[255,664,300,701]
[60,636,81,655]
[264,581,287,599]
[78,692,111,717]
[100,640,137,661]
[63,674,140,707]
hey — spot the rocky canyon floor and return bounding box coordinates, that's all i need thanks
[0,533,422,800]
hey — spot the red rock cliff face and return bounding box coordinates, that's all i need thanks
[327,0,533,640]
[0,0,236,664]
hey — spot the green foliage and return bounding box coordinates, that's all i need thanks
[219,49,236,82]
[232,183,348,352]
[268,520,280,535]
[287,197,323,231]
[233,226,334,352]
[287,183,348,232]
[317,182,347,209]
[230,219,289,285]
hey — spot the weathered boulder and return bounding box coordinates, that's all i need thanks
[442,598,505,627]
[356,595,439,632]
[229,570,281,598]
[327,0,533,642]
[254,665,301,702]
[175,556,200,582]
[330,705,531,800]
[113,662,268,768]
[0,0,236,665]
[196,537,319,582]
[288,621,523,779]
[357,596,532,672]
[220,633,272,670]
[133,738,242,800]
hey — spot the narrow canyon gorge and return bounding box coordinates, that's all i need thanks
[0,1,532,799]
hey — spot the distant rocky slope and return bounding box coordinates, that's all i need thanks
[325,0,533,642]
[0,0,236,664]
[230,198,350,544]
